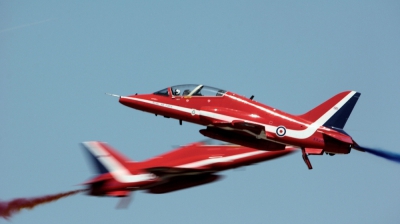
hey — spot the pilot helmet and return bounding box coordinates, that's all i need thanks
[175,89,180,95]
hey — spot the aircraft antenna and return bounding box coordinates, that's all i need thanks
[105,93,121,98]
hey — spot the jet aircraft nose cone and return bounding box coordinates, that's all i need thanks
[119,96,130,106]
[118,95,147,111]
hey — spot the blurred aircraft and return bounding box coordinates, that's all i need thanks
[81,140,296,208]
[110,84,366,169]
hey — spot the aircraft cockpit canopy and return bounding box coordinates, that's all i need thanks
[153,88,169,96]
[154,84,226,97]
[170,84,226,97]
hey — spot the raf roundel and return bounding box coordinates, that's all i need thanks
[276,126,286,137]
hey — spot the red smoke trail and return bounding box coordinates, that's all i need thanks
[0,189,84,220]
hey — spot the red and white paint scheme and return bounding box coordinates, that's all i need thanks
[82,140,296,208]
[111,84,364,169]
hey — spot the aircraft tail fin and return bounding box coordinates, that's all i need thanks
[299,91,361,129]
[82,141,133,174]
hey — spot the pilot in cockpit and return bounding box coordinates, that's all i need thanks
[182,89,190,96]
[173,89,181,96]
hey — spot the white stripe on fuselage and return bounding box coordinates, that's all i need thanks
[177,151,266,168]
[121,91,356,139]
[84,142,273,184]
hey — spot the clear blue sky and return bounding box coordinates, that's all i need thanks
[1,1,400,223]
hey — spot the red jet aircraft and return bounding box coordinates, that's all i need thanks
[110,84,365,169]
[82,140,296,208]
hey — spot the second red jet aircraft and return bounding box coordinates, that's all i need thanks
[82,140,296,208]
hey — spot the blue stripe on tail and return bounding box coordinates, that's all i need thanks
[323,92,361,129]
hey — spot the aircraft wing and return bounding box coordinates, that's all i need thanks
[198,107,286,150]
[214,120,263,133]
[200,106,274,139]
[145,167,210,178]
[211,120,274,139]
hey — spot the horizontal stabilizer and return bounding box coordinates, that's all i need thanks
[321,132,353,144]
